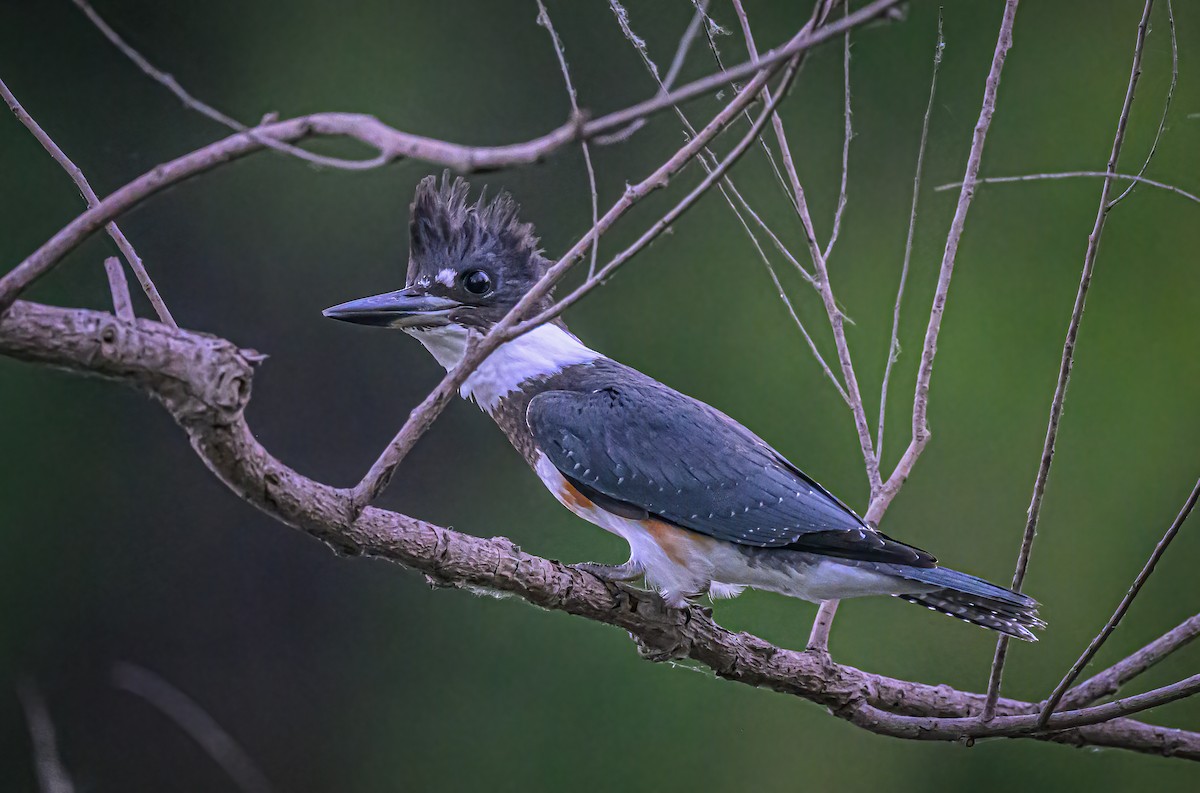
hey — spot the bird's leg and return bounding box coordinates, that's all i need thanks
[574,559,645,582]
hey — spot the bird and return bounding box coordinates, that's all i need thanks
[324,174,1044,641]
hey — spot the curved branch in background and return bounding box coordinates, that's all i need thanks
[70,0,387,172]
[2,298,1198,761]
[1109,0,1177,208]
[983,0,1156,721]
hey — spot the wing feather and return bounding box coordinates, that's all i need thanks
[526,377,935,566]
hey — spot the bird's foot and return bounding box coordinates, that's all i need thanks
[574,559,645,583]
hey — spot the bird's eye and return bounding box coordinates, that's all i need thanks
[462,269,492,295]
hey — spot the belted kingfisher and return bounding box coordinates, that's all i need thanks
[325,175,1043,641]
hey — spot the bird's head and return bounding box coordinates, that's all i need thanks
[323,174,552,335]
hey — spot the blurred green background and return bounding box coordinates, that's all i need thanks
[2,0,1198,790]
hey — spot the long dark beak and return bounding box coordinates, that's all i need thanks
[322,286,461,328]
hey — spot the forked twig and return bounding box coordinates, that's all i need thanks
[1110,0,1177,208]
[982,0,1155,722]
[1037,476,1200,727]
[1,76,176,325]
[877,9,944,463]
[867,0,1020,525]
[608,1,839,394]
[535,1,601,278]
[1061,612,1200,710]
[593,1,710,146]
[822,2,853,262]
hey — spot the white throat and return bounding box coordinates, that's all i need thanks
[406,323,600,411]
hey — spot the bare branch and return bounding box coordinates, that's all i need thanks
[868,0,1020,525]
[936,170,1200,205]
[592,0,709,146]
[983,0,1155,721]
[735,0,880,503]
[0,0,903,313]
[535,0,600,278]
[71,0,386,171]
[1062,613,1200,710]
[606,1,834,387]
[876,10,943,463]
[512,60,802,334]
[4,298,1199,761]
[1,76,176,326]
[16,683,75,793]
[808,599,839,653]
[1110,0,1177,208]
[104,257,134,322]
[113,662,273,793]
[849,673,1200,741]
[1038,475,1200,726]
[822,3,853,262]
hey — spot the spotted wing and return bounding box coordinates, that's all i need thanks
[526,379,935,566]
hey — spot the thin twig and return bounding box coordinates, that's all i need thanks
[723,0,801,212]
[515,60,804,331]
[735,0,880,500]
[982,0,1154,722]
[535,1,600,278]
[1061,612,1200,709]
[593,1,710,146]
[0,76,176,326]
[822,2,853,262]
[71,0,387,171]
[607,1,835,385]
[735,0,881,655]
[877,9,944,463]
[1037,475,1200,727]
[1110,0,1177,208]
[936,170,1200,205]
[104,257,135,321]
[16,683,75,793]
[868,0,1020,526]
[114,662,274,793]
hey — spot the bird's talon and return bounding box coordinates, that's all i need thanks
[574,560,644,582]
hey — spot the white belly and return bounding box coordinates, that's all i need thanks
[532,454,911,606]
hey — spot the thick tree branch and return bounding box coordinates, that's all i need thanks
[2,298,1198,761]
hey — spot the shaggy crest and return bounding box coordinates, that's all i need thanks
[407,172,546,282]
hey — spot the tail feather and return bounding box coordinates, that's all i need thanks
[891,566,1045,641]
